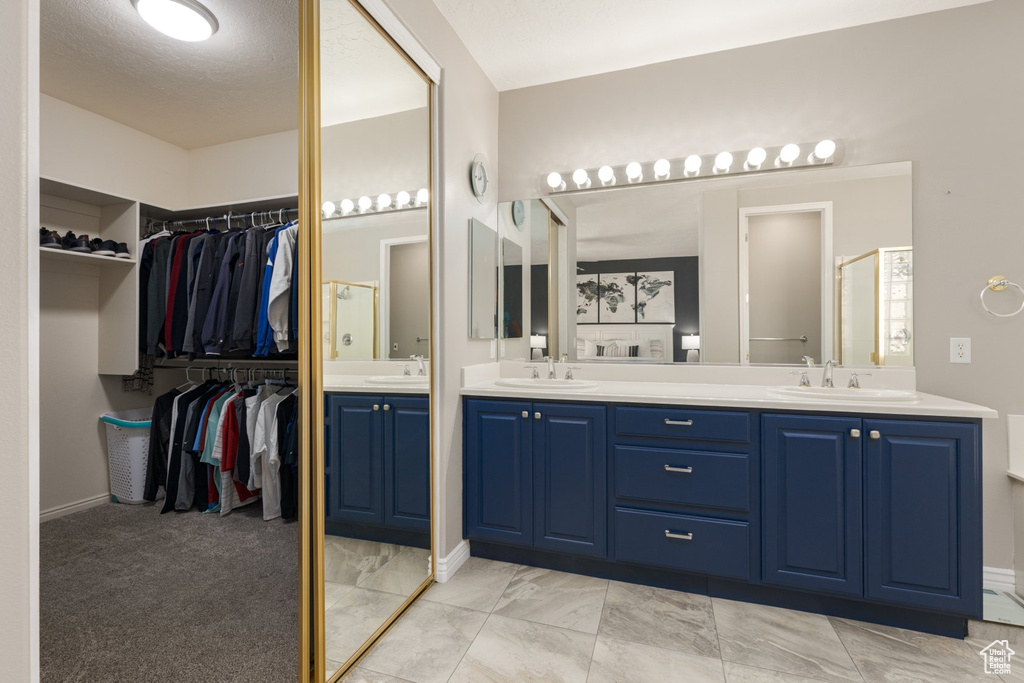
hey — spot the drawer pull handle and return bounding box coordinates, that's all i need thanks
[664,419,694,426]
[665,530,693,541]
[664,465,693,474]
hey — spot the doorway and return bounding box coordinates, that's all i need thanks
[739,202,833,364]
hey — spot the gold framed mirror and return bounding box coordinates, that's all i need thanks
[299,1,439,681]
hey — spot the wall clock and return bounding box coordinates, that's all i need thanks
[470,153,489,202]
[511,200,526,230]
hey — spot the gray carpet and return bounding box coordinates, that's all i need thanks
[41,502,298,682]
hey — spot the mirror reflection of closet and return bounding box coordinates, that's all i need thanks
[315,0,434,680]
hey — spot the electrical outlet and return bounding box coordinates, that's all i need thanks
[392,342,399,351]
[950,337,971,364]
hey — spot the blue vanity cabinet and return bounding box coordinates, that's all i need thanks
[533,403,607,557]
[325,394,384,525]
[465,399,534,547]
[383,396,431,532]
[864,419,981,617]
[762,414,863,597]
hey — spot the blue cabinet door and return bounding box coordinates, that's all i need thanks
[383,396,431,532]
[865,419,981,617]
[325,393,384,525]
[465,399,533,546]
[763,414,863,596]
[533,403,607,558]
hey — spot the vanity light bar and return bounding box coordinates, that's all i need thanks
[321,188,429,219]
[544,140,840,195]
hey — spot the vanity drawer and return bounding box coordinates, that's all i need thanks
[614,446,749,511]
[614,406,750,444]
[614,508,750,580]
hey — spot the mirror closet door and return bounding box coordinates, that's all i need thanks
[308,1,436,680]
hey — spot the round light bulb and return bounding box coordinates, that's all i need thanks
[714,152,733,173]
[653,159,671,179]
[683,155,702,174]
[779,143,801,164]
[814,139,836,160]
[745,147,767,169]
[340,198,354,214]
[546,172,564,190]
[377,194,392,210]
[133,0,219,42]
[396,191,411,208]
[321,201,336,217]
[416,188,429,205]
[572,168,590,188]
[357,196,372,212]
[598,165,615,185]
[625,162,643,182]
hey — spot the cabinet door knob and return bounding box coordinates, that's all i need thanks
[383,404,391,411]
[522,411,529,418]
[664,465,693,474]
[534,412,542,420]
[850,429,861,438]
[373,404,380,411]
[665,530,693,541]
[869,430,881,440]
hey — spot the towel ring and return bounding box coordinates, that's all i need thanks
[980,275,1024,317]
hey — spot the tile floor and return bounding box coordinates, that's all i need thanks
[339,556,1023,683]
[323,535,431,667]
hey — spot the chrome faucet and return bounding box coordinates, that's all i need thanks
[523,365,540,379]
[544,356,556,380]
[848,371,871,389]
[822,359,838,388]
[402,364,411,376]
[565,366,582,380]
[802,355,815,368]
[789,369,811,387]
[410,355,426,377]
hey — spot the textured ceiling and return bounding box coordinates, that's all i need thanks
[41,0,425,150]
[433,0,992,91]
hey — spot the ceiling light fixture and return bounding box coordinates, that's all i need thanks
[541,140,840,195]
[131,0,219,42]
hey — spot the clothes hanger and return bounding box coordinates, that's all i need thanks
[174,366,197,392]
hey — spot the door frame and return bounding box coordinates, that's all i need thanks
[378,234,429,359]
[738,202,834,365]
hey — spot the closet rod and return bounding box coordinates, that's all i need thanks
[144,207,299,235]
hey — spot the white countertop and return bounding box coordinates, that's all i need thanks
[459,378,996,419]
[324,375,428,395]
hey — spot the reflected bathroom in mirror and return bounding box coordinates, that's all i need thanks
[317,0,433,678]
[468,218,498,340]
[498,162,912,367]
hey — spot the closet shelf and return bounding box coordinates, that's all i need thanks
[40,247,137,267]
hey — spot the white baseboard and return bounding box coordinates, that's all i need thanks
[985,566,1017,593]
[435,540,470,584]
[40,493,109,523]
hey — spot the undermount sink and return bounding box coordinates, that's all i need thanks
[495,378,599,391]
[770,386,921,402]
[365,375,429,386]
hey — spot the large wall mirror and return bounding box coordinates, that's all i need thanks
[494,162,912,367]
[312,1,434,680]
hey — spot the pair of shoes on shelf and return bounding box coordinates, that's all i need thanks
[45,229,131,258]
[39,228,62,250]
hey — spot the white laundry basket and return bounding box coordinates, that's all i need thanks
[100,408,153,504]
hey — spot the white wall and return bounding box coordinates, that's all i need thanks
[41,95,189,209]
[387,0,500,559]
[188,129,298,208]
[499,0,1023,570]
[1,0,38,678]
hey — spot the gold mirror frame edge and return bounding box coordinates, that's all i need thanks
[299,1,438,682]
